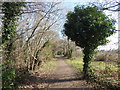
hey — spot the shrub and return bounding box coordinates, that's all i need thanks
[2,61,16,89]
[94,52,118,62]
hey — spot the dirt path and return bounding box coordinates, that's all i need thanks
[47,57,92,88]
[16,57,94,89]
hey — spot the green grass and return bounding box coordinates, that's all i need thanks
[66,57,119,88]
[39,60,56,72]
[66,58,118,72]
[90,61,118,71]
[66,58,84,72]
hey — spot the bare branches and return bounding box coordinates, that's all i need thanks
[26,8,51,42]
[101,3,120,11]
[1,2,63,71]
[89,0,120,12]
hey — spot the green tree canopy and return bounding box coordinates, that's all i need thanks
[63,5,116,78]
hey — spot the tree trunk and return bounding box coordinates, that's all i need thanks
[83,48,93,79]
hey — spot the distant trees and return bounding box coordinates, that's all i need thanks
[63,5,116,78]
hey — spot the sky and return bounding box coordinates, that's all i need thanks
[58,0,119,51]
[1,0,118,50]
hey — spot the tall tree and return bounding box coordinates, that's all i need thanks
[2,2,25,88]
[63,5,116,78]
[2,2,25,60]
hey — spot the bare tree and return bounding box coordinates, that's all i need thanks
[12,2,63,71]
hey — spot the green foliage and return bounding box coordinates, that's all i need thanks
[63,5,116,78]
[2,2,25,43]
[39,41,53,61]
[65,47,73,59]
[1,61,16,89]
[66,58,119,89]
[1,2,25,89]
[64,5,115,49]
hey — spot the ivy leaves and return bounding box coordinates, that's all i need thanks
[64,5,116,49]
[63,5,116,78]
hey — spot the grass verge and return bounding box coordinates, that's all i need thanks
[39,59,57,73]
[65,58,119,89]
[66,58,83,73]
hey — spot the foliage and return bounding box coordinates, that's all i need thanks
[1,2,62,89]
[40,41,53,60]
[66,58,119,89]
[1,61,16,89]
[64,39,74,59]
[63,5,116,78]
[54,38,76,58]
[2,2,25,43]
[2,2,25,89]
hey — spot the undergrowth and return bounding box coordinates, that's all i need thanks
[39,59,57,73]
[66,58,119,89]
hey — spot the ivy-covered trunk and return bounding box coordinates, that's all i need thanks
[2,2,25,88]
[83,48,93,79]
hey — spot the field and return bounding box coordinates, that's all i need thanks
[66,57,119,89]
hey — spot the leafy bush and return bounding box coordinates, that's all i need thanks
[2,61,15,89]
